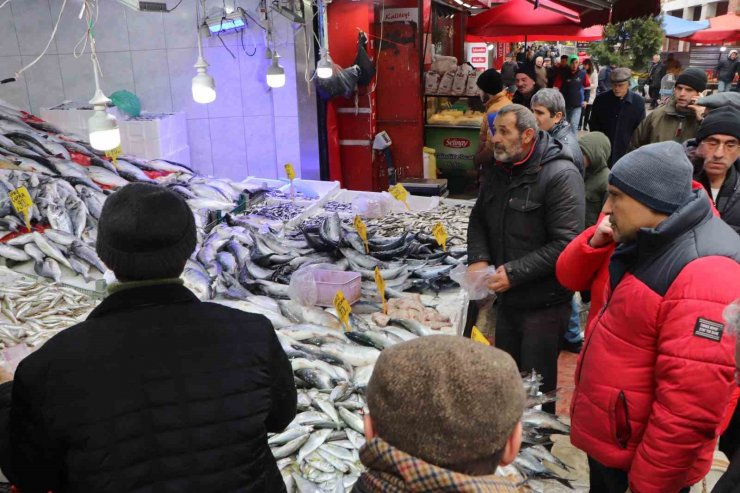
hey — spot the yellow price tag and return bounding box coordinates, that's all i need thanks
[432,222,448,252]
[334,290,352,331]
[284,163,296,181]
[471,326,491,346]
[353,215,369,253]
[105,146,122,165]
[374,266,387,314]
[389,183,410,209]
[9,187,33,229]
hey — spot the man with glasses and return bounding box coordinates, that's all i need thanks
[691,107,740,234]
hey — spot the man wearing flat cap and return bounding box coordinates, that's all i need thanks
[630,67,708,150]
[589,67,646,167]
[353,336,524,492]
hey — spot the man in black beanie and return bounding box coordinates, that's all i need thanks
[474,68,511,167]
[4,183,297,493]
[512,63,541,109]
[630,67,708,149]
[691,106,740,234]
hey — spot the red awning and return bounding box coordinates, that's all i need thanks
[467,0,583,38]
[548,0,661,27]
[684,14,740,44]
[466,25,603,42]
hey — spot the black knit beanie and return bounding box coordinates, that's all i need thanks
[696,106,740,142]
[515,62,538,86]
[96,183,196,281]
[476,69,504,96]
[676,67,708,93]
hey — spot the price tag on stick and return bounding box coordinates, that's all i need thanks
[389,183,410,210]
[432,222,448,252]
[374,267,387,314]
[105,146,122,165]
[353,215,369,253]
[9,186,33,230]
[334,290,352,331]
[471,326,491,346]
[284,163,296,181]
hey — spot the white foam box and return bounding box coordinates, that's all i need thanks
[40,105,95,137]
[118,112,187,142]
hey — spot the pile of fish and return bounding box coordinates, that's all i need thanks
[365,204,471,247]
[0,268,96,349]
[321,201,354,214]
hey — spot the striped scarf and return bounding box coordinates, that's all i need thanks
[354,437,519,493]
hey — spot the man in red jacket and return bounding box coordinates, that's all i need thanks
[570,141,740,493]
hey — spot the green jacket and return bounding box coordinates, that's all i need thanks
[629,98,701,151]
[579,131,611,227]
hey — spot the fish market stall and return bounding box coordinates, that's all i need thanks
[0,100,580,492]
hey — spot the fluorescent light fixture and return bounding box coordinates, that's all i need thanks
[462,3,472,8]
[206,11,246,34]
[317,52,333,79]
[487,43,494,51]
[88,90,120,151]
[266,53,285,88]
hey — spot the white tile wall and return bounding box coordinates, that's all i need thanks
[0,0,317,179]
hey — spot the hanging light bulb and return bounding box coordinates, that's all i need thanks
[486,43,494,52]
[317,51,333,79]
[87,55,120,151]
[266,53,285,88]
[192,23,216,104]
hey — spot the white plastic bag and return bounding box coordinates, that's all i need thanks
[438,70,456,95]
[431,55,458,74]
[451,67,468,96]
[466,72,480,96]
[352,195,393,218]
[449,263,497,300]
[425,71,441,94]
[288,263,344,306]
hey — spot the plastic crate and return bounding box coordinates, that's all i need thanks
[305,269,361,307]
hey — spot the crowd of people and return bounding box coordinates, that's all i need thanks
[467,49,740,491]
[0,47,737,493]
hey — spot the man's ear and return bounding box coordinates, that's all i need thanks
[364,414,375,440]
[499,421,522,466]
[554,112,564,123]
[522,127,536,145]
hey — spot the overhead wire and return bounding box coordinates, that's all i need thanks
[7,0,68,83]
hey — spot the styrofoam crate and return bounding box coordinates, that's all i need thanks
[242,177,286,190]
[278,179,339,204]
[40,106,95,136]
[118,112,187,142]
[120,132,189,159]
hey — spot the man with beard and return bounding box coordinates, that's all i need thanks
[467,104,585,413]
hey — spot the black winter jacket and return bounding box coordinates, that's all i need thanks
[549,119,585,176]
[589,89,646,166]
[716,57,740,84]
[467,132,585,308]
[4,283,296,493]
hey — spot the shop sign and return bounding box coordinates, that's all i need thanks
[383,8,418,23]
[443,137,471,148]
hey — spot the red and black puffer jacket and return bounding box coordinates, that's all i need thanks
[570,190,740,493]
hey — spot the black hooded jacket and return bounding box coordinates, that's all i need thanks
[467,132,586,308]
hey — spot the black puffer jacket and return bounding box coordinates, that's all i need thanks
[5,283,296,493]
[467,132,585,308]
[549,119,584,176]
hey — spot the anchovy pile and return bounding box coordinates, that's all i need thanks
[365,204,472,246]
[321,201,354,214]
[0,268,96,348]
[241,202,305,222]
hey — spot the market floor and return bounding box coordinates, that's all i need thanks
[557,351,578,416]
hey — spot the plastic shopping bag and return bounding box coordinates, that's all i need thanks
[449,263,497,300]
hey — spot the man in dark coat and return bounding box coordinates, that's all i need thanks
[3,183,297,493]
[512,63,541,110]
[467,104,585,414]
[590,67,646,167]
[716,49,739,93]
[553,54,591,129]
[648,54,664,109]
[691,107,740,234]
